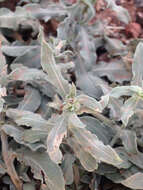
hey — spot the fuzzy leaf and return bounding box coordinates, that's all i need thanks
[0,98,4,113]
[18,85,41,112]
[40,27,70,99]
[23,130,47,143]
[76,94,103,114]
[108,97,123,121]
[69,126,123,168]
[67,137,98,172]
[0,7,33,29]
[68,113,86,129]
[13,46,41,69]
[6,108,53,131]
[77,26,97,71]
[1,124,46,151]
[17,149,65,190]
[61,153,75,185]
[47,114,67,163]
[109,85,143,98]
[31,3,67,22]
[92,60,131,83]
[120,129,138,154]
[121,173,143,189]
[132,42,143,87]
[2,45,37,57]
[81,116,115,144]
[0,43,7,85]
[121,96,142,126]
[76,73,104,99]
[9,66,51,82]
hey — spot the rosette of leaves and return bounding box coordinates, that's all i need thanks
[0,26,124,190]
[39,27,123,169]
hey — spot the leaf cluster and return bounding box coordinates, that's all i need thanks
[0,0,142,190]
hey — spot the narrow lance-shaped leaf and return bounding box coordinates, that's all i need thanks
[0,98,4,113]
[132,42,143,87]
[121,172,143,189]
[16,148,65,190]
[39,27,70,99]
[69,125,123,168]
[0,42,7,85]
[108,97,123,121]
[18,86,41,112]
[77,26,97,71]
[67,137,98,172]
[92,60,131,83]
[109,86,143,99]
[61,153,75,185]
[6,108,53,131]
[68,113,86,129]
[76,94,103,114]
[1,124,46,151]
[120,129,138,154]
[47,114,67,164]
[121,95,141,126]
[9,66,51,82]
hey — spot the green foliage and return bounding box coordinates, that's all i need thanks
[0,0,143,190]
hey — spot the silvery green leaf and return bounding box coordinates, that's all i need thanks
[12,46,41,69]
[81,116,115,144]
[2,46,38,57]
[108,97,123,121]
[0,42,7,85]
[23,130,47,143]
[0,7,32,29]
[92,60,131,83]
[132,42,143,87]
[68,113,86,129]
[109,86,143,98]
[47,114,67,163]
[121,173,143,189]
[61,153,75,185]
[76,94,103,114]
[23,183,35,190]
[40,27,70,99]
[67,137,98,172]
[99,95,109,110]
[76,72,104,99]
[1,124,46,151]
[69,126,123,168]
[6,108,53,131]
[18,85,41,112]
[9,66,51,82]
[16,149,65,190]
[0,98,4,113]
[120,130,138,154]
[77,26,97,71]
[30,3,67,21]
[121,96,142,126]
